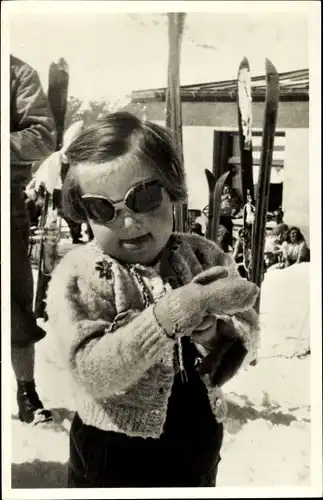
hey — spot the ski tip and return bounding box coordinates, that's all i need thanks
[265,58,278,76]
[205,169,214,181]
[218,170,230,183]
[205,169,215,188]
[49,58,68,72]
[56,58,69,72]
[238,56,250,71]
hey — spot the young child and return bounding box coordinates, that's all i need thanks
[46,112,260,488]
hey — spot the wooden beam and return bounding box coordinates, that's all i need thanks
[166,13,187,232]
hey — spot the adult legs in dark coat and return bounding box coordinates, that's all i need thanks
[11,188,52,424]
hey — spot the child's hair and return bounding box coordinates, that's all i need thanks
[61,112,187,223]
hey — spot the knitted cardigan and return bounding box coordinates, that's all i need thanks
[46,233,259,439]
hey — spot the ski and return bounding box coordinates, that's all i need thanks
[237,57,254,203]
[204,169,216,240]
[166,12,188,233]
[34,58,69,319]
[250,58,279,310]
[237,56,255,278]
[205,169,230,244]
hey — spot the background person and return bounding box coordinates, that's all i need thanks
[217,215,232,253]
[189,222,204,237]
[10,55,56,424]
[242,192,256,237]
[232,228,249,278]
[220,184,234,247]
[25,184,45,228]
[281,226,309,268]
[264,223,289,270]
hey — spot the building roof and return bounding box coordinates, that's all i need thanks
[131,68,309,103]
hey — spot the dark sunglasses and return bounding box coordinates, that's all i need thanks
[81,179,164,224]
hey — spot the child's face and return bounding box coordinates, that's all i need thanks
[77,159,174,265]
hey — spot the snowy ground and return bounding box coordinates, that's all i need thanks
[11,235,311,488]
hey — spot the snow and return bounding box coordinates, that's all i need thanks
[11,252,311,489]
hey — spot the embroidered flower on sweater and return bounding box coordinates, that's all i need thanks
[95,258,114,280]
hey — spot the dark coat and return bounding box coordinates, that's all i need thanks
[10,55,57,188]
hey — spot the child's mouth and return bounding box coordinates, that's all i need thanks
[119,233,152,250]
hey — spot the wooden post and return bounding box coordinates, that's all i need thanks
[212,131,232,184]
[166,12,187,232]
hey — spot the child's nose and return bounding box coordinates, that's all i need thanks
[117,209,142,230]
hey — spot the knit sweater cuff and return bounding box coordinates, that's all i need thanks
[168,293,202,335]
[131,305,174,359]
[72,305,175,400]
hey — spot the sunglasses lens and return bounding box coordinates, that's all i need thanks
[81,180,163,223]
[128,180,163,213]
[82,198,115,223]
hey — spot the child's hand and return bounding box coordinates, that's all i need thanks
[154,266,258,339]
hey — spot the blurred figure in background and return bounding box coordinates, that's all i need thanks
[52,187,93,243]
[281,227,309,268]
[217,215,232,253]
[275,205,284,224]
[220,185,234,247]
[264,223,289,270]
[25,184,46,228]
[232,228,249,278]
[10,55,56,424]
[229,188,242,218]
[242,192,256,237]
[189,222,204,237]
[233,228,245,263]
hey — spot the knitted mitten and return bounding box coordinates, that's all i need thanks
[154,266,258,338]
[193,266,259,315]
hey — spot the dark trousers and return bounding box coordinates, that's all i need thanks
[68,413,223,488]
[68,339,224,488]
[11,188,45,347]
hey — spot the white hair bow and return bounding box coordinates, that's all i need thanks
[29,120,84,194]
